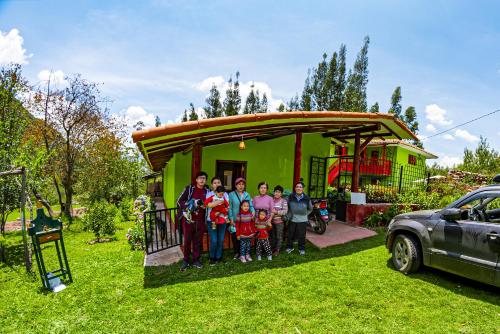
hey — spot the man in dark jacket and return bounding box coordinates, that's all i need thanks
[177,171,208,271]
[286,182,312,255]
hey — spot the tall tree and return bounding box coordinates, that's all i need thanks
[403,106,420,146]
[276,102,285,112]
[311,53,328,110]
[388,86,402,119]
[344,36,370,112]
[369,102,380,113]
[203,83,223,118]
[287,94,300,111]
[223,71,241,116]
[324,51,338,110]
[155,115,161,127]
[0,64,29,235]
[181,109,188,122]
[460,137,499,175]
[188,103,198,121]
[260,93,268,113]
[333,44,347,110]
[300,70,313,111]
[243,84,261,114]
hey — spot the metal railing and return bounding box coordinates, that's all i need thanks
[143,208,182,254]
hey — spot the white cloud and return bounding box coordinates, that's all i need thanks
[442,133,455,140]
[435,155,462,168]
[37,70,68,87]
[196,76,284,112]
[124,106,156,129]
[454,129,479,143]
[425,124,436,133]
[425,104,452,126]
[0,29,31,65]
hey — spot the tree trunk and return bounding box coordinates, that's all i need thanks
[53,176,64,216]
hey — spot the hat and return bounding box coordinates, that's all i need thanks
[235,177,246,185]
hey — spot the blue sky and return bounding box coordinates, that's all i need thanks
[1,0,499,167]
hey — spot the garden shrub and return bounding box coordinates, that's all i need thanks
[364,185,398,203]
[364,203,403,228]
[397,191,441,210]
[82,200,118,242]
[119,197,134,221]
[125,195,153,250]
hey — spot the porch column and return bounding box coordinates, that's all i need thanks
[351,132,361,192]
[293,131,302,186]
[191,142,203,184]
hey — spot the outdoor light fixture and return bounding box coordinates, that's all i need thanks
[238,137,246,150]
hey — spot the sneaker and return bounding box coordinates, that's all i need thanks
[233,253,240,260]
[286,248,294,254]
[180,260,189,272]
[257,255,262,261]
[299,250,305,256]
[239,256,247,263]
[209,259,217,266]
[267,255,273,261]
[193,261,203,269]
[245,255,253,262]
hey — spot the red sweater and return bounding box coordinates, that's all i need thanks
[236,211,256,238]
[204,195,229,224]
[255,218,272,239]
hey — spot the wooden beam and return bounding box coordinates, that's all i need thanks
[256,130,294,142]
[351,132,361,192]
[333,132,391,141]
[191,142,202,184]
[293,131,302,186]
[322,124,380,138]
[360,136,374,152]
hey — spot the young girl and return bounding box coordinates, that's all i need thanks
[271,185,288,256]
[236,200,256,263]
[255,209,273,261]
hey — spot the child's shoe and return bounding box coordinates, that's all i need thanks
[239,256,247,263]
[267,255,273,261]
[245,255,253,262]
[299,250,305,256]
[257,255,262,261]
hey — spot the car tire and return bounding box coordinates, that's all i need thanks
[391,234,422,274]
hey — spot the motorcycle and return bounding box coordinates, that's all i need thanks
[308,199,329,234]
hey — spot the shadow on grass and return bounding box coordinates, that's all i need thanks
[144,231,383,288]
[385,259,500,306]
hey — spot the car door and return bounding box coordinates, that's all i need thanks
[430,191,500,285]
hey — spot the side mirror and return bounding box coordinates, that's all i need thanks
[441,208,462,221]
[493,174,500,183]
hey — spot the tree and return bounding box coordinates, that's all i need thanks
[203,83,223,118]
[260,93,268,113]
[276,102,285,112]
[155,115,161,127]
[223,71,241,116]
[0,64,29,235]
[133,121,145,130]
[333,44,347,110]
[324,51,338,110]
[311,53,328,110]
[35,74,114,223]
[188,103,198,121]
[460,137,499,175]
[181,110,188,122]
[344,36,370,112]
[369,102,379,113]
[287,94,300,111]
[300,71,313,111]
[243,84,261,114]
[388,86,402,119]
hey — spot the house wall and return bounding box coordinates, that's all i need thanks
[162,132,330,208]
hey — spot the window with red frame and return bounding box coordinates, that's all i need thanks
[408,154,417,165]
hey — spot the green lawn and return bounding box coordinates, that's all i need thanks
[4,204,82,222]
[0,222,498,333]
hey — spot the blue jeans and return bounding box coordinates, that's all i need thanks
[208,222,226,260]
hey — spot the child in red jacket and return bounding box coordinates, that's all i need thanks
[255,209,273,261]
[236,200,256,263]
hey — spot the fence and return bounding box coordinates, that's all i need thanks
[143,208,182,254]
[327,156,430,203]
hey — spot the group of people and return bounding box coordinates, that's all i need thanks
[176,171,313,271]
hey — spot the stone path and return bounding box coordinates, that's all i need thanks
[306,221,377,249]
[144,246,183,266]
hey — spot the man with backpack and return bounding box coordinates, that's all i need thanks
[177,171,208,271]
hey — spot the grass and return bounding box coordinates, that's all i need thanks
[0,222,499,334]
[4,204,83,223]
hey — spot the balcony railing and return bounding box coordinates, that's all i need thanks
[328,158,392,184]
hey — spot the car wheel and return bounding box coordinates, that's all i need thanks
[391,234,422,274]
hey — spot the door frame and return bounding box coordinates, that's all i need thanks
[215,160,247,191]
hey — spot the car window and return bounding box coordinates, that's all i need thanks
[457,192,500,223]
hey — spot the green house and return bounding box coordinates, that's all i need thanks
[132,112,418,208]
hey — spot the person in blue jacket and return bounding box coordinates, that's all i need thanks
[228,177,255,259]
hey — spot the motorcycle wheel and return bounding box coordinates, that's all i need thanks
[310,215,327,235]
